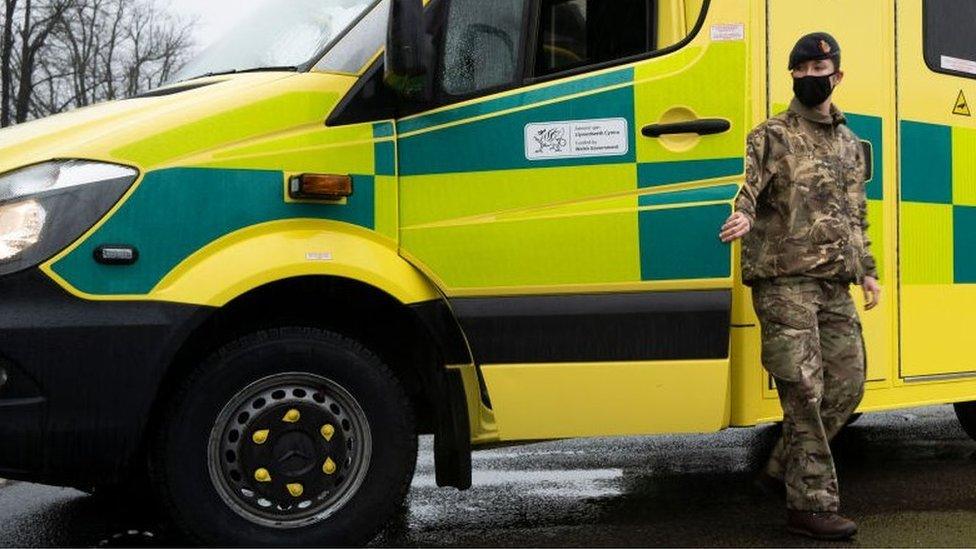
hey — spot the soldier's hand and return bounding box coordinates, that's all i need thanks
[719,211,752,242]
[862,276,881,310]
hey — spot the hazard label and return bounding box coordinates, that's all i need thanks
[954,90,971,116]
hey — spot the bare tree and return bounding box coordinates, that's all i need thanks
[97,0,126,100]
[1,0,17,126]
[14,0,74,122]
[121,1,193,97]
[0,0,195,127]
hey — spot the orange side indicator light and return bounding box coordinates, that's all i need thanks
[289,174,353,200]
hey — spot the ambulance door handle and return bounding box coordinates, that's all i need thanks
[641,119,731,138]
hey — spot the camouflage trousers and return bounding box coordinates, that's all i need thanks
[752,276,866,512]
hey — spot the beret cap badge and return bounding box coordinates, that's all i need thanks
[789,33,841,70]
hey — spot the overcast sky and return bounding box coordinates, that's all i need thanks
[164,0,269,51]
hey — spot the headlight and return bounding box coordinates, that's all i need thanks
[0,200,47,260]
[0,160,138,276]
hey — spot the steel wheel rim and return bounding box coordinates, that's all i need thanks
[207,372,372,529]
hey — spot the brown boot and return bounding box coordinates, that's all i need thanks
[787,510,858,540]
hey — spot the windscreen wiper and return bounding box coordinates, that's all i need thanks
[237,66,301,74]
[185,66,301,81]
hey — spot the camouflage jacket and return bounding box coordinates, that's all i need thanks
[734,98,878,286]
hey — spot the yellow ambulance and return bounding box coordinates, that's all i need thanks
[0,0,972,544]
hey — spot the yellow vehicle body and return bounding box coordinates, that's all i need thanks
[0,0,974,460]
[424,0,976,443]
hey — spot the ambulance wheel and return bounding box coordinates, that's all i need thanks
[953,401,976,441]
[150,327,417,546]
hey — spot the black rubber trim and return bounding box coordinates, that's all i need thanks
[406,299,473,489]
[134,80,220,98]
[450,289,731,364]
[433,368,472,489]
[411,298,493,410]
[408,299,474,365]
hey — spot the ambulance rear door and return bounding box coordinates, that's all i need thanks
[764,0,896,402]
[896,1,976,380]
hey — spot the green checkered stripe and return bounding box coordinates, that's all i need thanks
[396,66,745,283]
[899,120,976,284]
[844,113,885,281]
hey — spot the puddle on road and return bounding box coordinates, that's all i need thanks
[413,469,623,490]
[412,468,625,503]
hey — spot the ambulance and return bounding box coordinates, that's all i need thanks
[0,0,972,544]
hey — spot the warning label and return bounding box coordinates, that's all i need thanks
[954,90,971,117]
[710,23,745,42]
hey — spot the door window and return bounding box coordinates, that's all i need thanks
[440,0,528,96]
[923,0,976,79]
[534,0,655,77]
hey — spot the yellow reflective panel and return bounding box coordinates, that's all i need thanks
[481,359,731,440]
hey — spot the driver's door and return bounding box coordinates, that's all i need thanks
[397,0,749,440]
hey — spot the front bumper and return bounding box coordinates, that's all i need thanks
[0,269,208,486]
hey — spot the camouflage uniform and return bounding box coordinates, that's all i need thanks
[735,97,877,512]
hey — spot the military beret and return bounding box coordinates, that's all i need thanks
[788,32,841,70]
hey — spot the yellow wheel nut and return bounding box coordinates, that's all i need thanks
[283,409,301,423]
[286,483,304,497]
[320,424,335,441]
[323,457,337,475]
[254,468,272,483]
[252,429,270,445]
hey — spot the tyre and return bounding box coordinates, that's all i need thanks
[845,412,862,427]
[953,401,976,441]
[150,327,417,546]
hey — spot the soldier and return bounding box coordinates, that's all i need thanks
[719,32,882,540]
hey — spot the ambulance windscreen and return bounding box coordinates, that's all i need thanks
[175,0,378,82]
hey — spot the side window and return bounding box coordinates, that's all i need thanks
[535,0,654,77]
[440,0,528,96]
[923,0,976,80]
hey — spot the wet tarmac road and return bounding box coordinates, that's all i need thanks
[1,405,974,547]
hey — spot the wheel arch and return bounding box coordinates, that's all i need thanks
[144,274,475,490]
[145,219,444,308]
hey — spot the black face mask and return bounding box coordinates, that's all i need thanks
[793,73,836,107]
